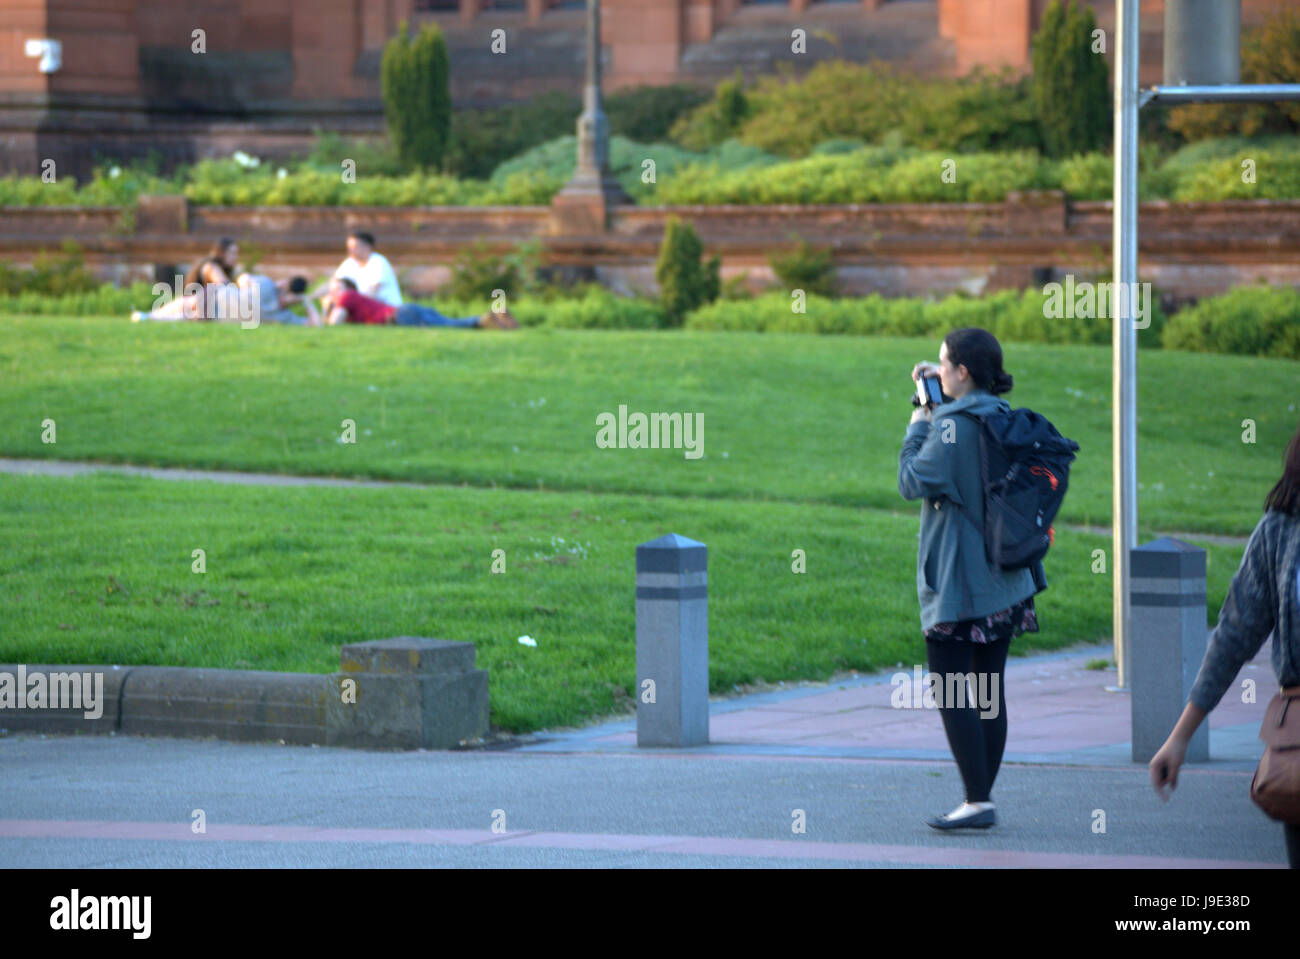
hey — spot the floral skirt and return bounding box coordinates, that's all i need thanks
[924,596,1039,644]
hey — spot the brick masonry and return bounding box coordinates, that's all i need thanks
[1,1,1285,177]
[2,193,1296,302]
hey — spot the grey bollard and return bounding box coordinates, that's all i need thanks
[636,533,709,747]
[1130,538,1209,763]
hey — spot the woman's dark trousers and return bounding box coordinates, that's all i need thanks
[925,635,1011,804]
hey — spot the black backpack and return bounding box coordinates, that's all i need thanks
[947,407,1080,573]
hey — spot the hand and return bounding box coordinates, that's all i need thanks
[912,361,939,384]
[1149,735,1188,800]
[910,405,931,426]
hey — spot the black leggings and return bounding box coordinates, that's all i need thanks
[1287,823,1300,869]
[925,634,1011,804]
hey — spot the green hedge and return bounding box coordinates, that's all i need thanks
[489,135,779,203]
[0,282,156,317]
[446,85,710,180]
[1162,285,1300,359]
[418,286,665,331]
[9,280,1300,361]
[5,136,1300,207]
[685,288,1170,347]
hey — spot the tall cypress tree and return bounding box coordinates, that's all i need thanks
[1032,0,1110,158]
[381,22,452,171]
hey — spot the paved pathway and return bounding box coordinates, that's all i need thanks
[1,641,1287,869]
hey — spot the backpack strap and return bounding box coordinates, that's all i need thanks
[933,407,990,549]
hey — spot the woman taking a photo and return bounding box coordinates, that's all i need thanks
[898,328,1045,830]
[1149,419,1300,868]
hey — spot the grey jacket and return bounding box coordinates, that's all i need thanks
[1189,509,1300,712]
[898,389,1044,632]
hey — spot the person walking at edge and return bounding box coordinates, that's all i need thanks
[1150,417,1300,868]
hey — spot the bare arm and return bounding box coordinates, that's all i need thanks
[326,306,348,326]
[1149,702,1208,799]
[302,298,322,327]
[202,263,233,286]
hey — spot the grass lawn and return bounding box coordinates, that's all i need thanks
[0,314,1285,732]
[0,315,1294,536]
[0,472,1246,733]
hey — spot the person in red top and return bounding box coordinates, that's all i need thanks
[325,277,517,329]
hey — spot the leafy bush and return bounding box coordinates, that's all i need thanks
[606,85,711,143]
[655,217,719,327]
[1031,0,1110,158]
[443,239,544,303]
[1171,149,1300,202]
[900,69,1043,154]
[445,241,520,303]
[381,22,452,171]
[0,281,155,317]
[1057,152,1111,200]
[303,131,408,178]
[668,71,751,151]
[530,286,665,330]
[688,60,1041,159]
[442,86,709,182]
[724,61,911,157]
[490,134,779,203]
[769,239,837,298]
[0,241,100,296]
[446,91,580,181]
[652,145,1057,204]
[1162,285,1300,359]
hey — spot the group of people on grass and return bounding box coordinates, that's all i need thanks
[130,231,517,330]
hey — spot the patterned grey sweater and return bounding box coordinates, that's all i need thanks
[1189,509,1300,712]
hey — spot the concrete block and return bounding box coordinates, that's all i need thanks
[0,663,129,735]
[119,667,330,745]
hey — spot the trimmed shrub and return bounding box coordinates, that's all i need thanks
[381,22,452,171]
[769,239,837,298]
[1031,0,1110,158]
[655,217,719,327]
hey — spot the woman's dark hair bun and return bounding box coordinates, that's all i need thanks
[990,369,1014,395]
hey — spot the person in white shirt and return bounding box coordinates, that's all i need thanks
[313,230,403,313]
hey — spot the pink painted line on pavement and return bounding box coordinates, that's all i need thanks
[0,819,1279,868]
